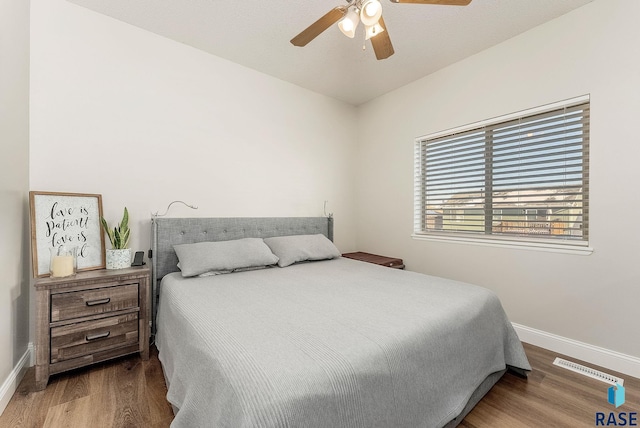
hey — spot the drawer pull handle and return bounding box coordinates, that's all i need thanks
[86,298,111,306]
[86,331,111,341]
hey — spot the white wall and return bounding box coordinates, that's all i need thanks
[30,0,359,255]
[356,0,640,363]
[0,0,31,413]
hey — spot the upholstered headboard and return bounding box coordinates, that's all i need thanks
[150,217,334,331]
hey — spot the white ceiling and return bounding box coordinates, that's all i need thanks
[66,0,593,105]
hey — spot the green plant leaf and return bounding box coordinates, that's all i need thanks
[100,207,131,249]
[122,228,130,249]
[100,217,116,248]
[121,207,129,232]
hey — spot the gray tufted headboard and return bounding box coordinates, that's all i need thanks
[150,217,334,332]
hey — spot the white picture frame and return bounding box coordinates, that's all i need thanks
[29,191,106,278]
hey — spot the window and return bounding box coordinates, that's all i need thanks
[413,96,590,250]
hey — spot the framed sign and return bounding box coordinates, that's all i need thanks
[29,191,106,278]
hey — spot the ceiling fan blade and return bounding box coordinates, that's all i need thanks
[370,16,394,60]
[290,7,347,47]
[389,0,471,5]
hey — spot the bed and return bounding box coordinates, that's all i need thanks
[151,217,530,427]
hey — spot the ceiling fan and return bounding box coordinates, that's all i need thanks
[290,0,472,60]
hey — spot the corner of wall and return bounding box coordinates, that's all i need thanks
[0,344,33,415]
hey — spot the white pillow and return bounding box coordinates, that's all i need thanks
[174,238,279,277]
[263,234,340,267]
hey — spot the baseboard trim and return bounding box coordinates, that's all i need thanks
[0,343,33,416]
[512,323,640,379]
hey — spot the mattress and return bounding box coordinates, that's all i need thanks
[156,257,530,427]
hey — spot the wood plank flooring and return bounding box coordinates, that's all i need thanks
[0,343,638,427]
[0,347,173,428]
[462,344,639,427]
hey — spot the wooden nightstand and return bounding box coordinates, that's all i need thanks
[342,252,405,269]
[33,267,150,390]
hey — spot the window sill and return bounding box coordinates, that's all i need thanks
[411,233,593,255]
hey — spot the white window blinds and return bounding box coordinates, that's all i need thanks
[414,97,590,246]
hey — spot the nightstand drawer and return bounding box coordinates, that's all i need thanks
[50,283,139,322]
[34,267,150,390]
[50,312,139,363]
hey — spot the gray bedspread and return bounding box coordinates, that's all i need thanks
[156,257,530,428]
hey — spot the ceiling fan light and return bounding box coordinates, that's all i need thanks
[364,22,385,40]
[360,0,382,26]
[338,8,360,38]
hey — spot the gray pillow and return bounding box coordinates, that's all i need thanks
[263,234,341,267]
[174,238,279,277]
[197,265,269,277]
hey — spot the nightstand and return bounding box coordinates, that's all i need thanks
[33,267,150,390]
[342,252,405,269]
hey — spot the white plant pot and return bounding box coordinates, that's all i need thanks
[106,248,132,270]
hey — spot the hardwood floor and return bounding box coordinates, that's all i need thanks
[0,343,637,427]
[460,343,640,428]
[0,347,173,428]
[462,344,639,427]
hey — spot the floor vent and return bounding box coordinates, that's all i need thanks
[553,357,624,386]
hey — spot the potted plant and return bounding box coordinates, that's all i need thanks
[101,207,131,269]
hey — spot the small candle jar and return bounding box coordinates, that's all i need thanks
[50,245,77,278]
